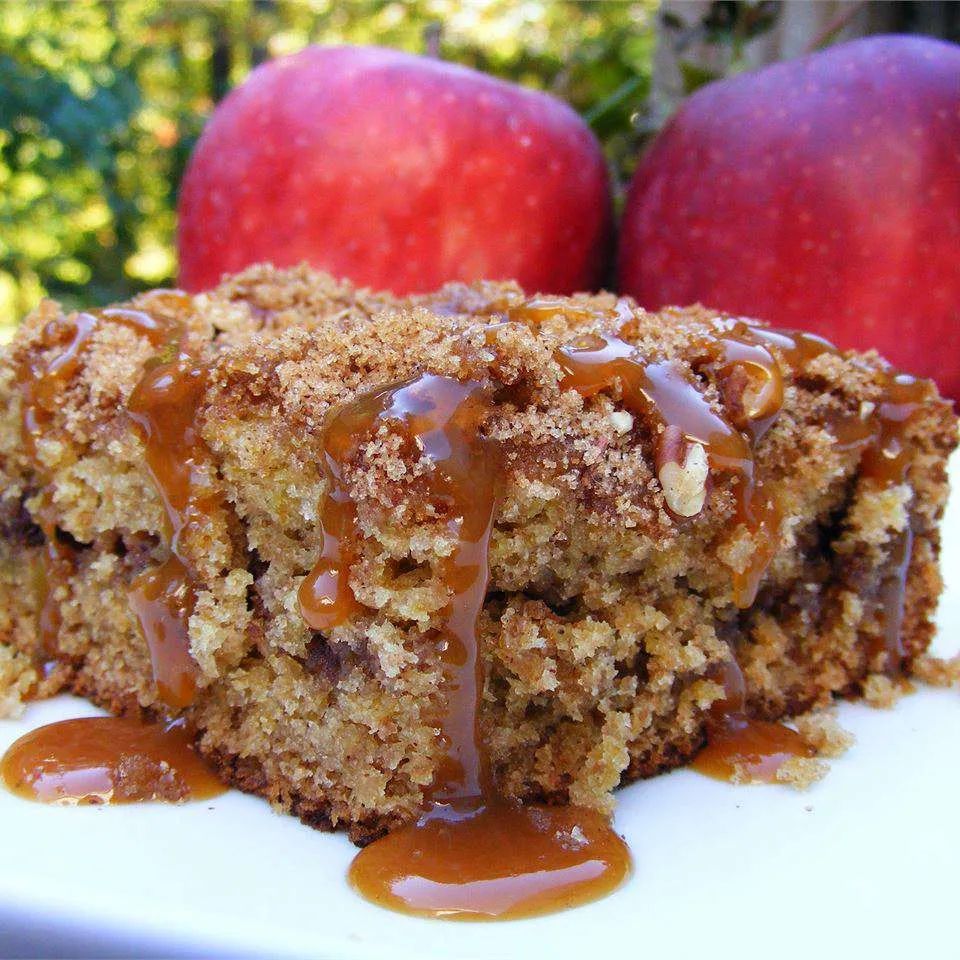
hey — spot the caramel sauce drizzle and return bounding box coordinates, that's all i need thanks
[125,313,216,710]
[11,293,208,708]
[28,515,76,662]
[692,656,813,783]
[0,716,225,805]
[126,558,199,709]
[5,295,228,808]
[548,305,933,780]
[299,372,630,920]
[554,325,780,608]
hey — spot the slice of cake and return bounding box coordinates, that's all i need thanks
[0,264,955,842]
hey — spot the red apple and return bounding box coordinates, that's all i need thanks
[619,35,960,399]
[178,45,611,296]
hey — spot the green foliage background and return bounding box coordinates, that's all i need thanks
[0,0,658,334]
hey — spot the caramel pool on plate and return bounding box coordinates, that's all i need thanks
[349,799,631,921]
[1,715,225,805]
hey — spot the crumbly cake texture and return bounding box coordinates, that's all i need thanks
[0,264,956,841]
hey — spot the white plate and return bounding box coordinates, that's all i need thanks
[2,452,958,960]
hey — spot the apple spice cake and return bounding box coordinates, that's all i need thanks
[0,263,955,842]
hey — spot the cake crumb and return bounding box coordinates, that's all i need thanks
[774,756,828,789]
[909,653,960,689]
[794,709,855,758]
[608,411,634,435]
[862,672,914,708]
[0,645,37,719]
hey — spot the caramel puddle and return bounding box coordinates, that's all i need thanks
[1,716,225,805]
[349,799,630,921]
[692,716,814,784]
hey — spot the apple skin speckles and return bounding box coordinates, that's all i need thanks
[619,35,960,402]
[178,44,611,299]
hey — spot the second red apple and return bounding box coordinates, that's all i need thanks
[619,35,960,400]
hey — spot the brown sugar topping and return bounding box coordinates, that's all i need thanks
[300,371,631,920]
[0,715,224,805]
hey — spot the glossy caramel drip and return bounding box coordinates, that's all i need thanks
[126,334,215,555]
[11,292,208,707]
[505,296,616,329]
[861,374,934,485]
[876,526,915,669]
[127,557,198,709]
[1,716,224,805]
[301,374,502,797]
[693,656,812,784]
[12,300,187,675]
[122,301,222,708]
[555,334,755,473]
[300,372,631,920]
[701,319,786,443]
[34,524,76,660]
[17,312,98,463]
[555,326,780,607]
[15,301,181,459]
[693,715,814,783]
[746,325,838,372]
